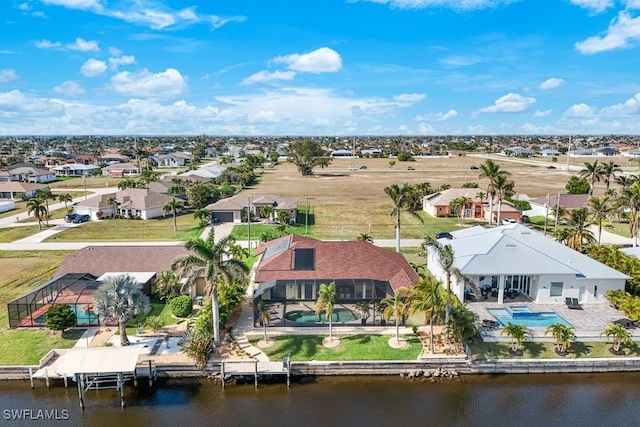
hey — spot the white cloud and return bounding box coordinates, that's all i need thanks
[356,0,520,11]
[273,47,343,73]
[416,109,460,121]
[0,50,17,55]
[17,3,31,10]
[41,0,103,10]
[601,92,640,115]
[108,55,136,70]
[35,39,62,49]
[521,123,556,134]
[626,0,640,9]
[0,69,19,83]
[242,70,297,85]
[477,93,536,113]
[575,11,640,54]
[80,59,107,77]
[0,90,65,118]
[564,103,596,117]
[418,122,437,134]
[393,93,426,103]
[569,0,613,14]
[539,78,565,90]
[67,37,99,52]
[534,109,552,117]
[52,80,86,95]
[108,68,187,97]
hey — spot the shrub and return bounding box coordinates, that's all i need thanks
[194,303,213,335]
[45,304,76,331]
[168,295,193,318]
[179,330,213,370]
[145,315,165,332]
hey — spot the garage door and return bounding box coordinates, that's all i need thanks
[212,211,234,223]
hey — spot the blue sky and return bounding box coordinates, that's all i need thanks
[2,0,640,136]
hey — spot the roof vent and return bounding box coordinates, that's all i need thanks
[519,230,531,234]
[505,243,516,248]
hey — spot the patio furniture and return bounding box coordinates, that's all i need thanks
[613,318,635,329]
[571,298,583,310]
[482,319,500,329]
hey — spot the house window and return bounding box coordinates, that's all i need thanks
[550,282,563,297]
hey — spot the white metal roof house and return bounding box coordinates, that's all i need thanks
[427,224,628,306]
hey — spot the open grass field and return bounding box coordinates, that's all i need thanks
[248,156,582,239]
[48,175,122,189]
[0,225,46,243]
[44,213,205,242]
[247,334,422,361]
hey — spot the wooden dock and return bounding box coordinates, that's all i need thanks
[220,359,291,388]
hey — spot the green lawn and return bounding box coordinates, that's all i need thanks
[0,329,83,365]
[247,334,422,361]
[230,223,313,240]
[122,302,186,336]
[0,226,45,243]
[471,340,640,360]
[44,214,205,242]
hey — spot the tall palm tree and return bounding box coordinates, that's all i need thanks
[601,323,633,353]
[163,197,184,232]
[382,288,409,345]
[587,196,613,245]
[257,301,271,343]
[357,233,374,243]
[449,305,478,352]
[406,276,446,353]
[172,229,249,346]
[545,323,575,354]
[58,193,72,213]
[501,322,532,354]
[384,183,421,252]
[260,204,274,222]
[92,274,150,346]
[37,187,56,225]
[424,236,464,341]
[565,207,596,252]
[616,174,637,189]
[601,161,621,190]
[449,196,469,225]
[619,181,640,247]
[193,208,209,226]
[491,173,515,226]
[478,159,509,225]
[579,160,604,195]
[26,197,47,230]
[106,196,119,217]
[315,282,337,342]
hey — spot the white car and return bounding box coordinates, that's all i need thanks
[501,218,517,225]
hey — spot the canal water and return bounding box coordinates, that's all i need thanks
[1,373,639,426]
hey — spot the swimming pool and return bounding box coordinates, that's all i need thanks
[488,306,571,328]
[35,304,99,325]
[284,308,360,323]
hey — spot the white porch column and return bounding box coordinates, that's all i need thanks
[498,276,505,304]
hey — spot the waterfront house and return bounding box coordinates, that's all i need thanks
[426,224,628,306]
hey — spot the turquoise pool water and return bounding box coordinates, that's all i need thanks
[488,306,571,328]
[284,308,359,323]
[35,304,99,325]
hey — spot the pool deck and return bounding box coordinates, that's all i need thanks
[468,301,640,342]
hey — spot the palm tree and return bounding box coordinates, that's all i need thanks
[587,196,613,245]
[354,301,371,325]
[601,323,633,353]
[92,274,150,346]
[277,209,291,225]
[163,197,184,232]
[449,305,478,352]
[619,181,640,247]
[491,173,515,226]
[479,159,510,225]
[381,288,409,345]
[384,183,420,252]
[315,282,337,342]
[357,233,374,243]
[616,174,637,189]
[106,196,119,217]
[406,276,446,353]
[565,207,596,252]
[37,187,56,225]
[501,322,532,354]
[424,236,464,341]
[579,160,604,195]
[58,193,72,213]
[449,196,469,225]
[260,205,274,222]
[257,301,271,343]
[172,229,249,347]
[26,197,47,230]
[193,208,210,226]
[545,323,575,354]
[601,161,621,190]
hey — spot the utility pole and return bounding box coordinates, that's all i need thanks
[305,193,309,235]
[543,193,550,236]
[554,193,561,231]
[247,196,252,251]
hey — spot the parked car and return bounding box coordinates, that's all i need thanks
[407,166,415,170]
[501,218,517,225]
[547,165,556,169]
[64,213,79,223]
[359,165,367,170]
[470,165,479,170]
[435,232,454,239]
[72,214,90,224]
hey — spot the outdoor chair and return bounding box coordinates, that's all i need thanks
[482,319,500,329]
[571,298,583,310]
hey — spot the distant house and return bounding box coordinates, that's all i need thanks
[151,152,193,168]
[205,194,298,224]
[101,162,141,178]
[526,194,589,217]
[51,163,101,177]
[595,147,619,156]
[330,149,355,157]
[361,148,383,157]
[488,200,522,224]
[251,235,420,326]
[74,188,175,220]
[422,188,485,219]
[179,165,227,180]
[502,147,535,157]
[427,224,628,305]
[0,166,56,183]
[100,153,130,164]
[0,182,45,199]
[540,150,562,157]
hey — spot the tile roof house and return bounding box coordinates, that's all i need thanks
[101,162,141,177]
[526,194,589,217]
[427,224,628,306]
[74,188,175,220]
[252,235,420,325]
[423,188,485,220]
[206,194,298,224]
[0,181,46,199]
[0,165,56,183]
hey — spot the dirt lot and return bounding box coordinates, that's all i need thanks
[250,155,626,239]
